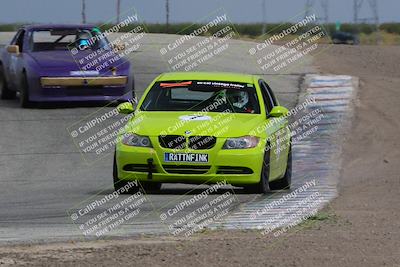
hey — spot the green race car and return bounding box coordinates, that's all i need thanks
[114,72,292,194]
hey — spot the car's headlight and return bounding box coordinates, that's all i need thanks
[121,133,152,147]
[222,136,260,149]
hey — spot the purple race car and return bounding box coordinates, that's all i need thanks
[0,24,134,107]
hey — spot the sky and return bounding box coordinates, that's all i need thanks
[0,0,398,24]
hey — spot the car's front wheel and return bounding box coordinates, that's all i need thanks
[0,64,16,99]
[19,73,31,108]
[244,148,270,194]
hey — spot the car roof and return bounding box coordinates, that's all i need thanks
[23,24,96,31]
[157,72,257,84]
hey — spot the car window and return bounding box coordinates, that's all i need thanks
[10,30,22,45]
[264,81,278,106]
[11,30,25,52]
[259,79,274,114]
[170,87,214,101]
[29,29,111,52]
[141,80,261,114]
[15,30,25,52]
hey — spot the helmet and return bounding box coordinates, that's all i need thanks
[77,32,91,48]
[227,90,249,108]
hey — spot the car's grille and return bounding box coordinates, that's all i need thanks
[216,166,253,174]
[162,165,211,174]
[123,164,157,173]
[159,135,186,149]
[159,135,217,150]
[188,136,216,150]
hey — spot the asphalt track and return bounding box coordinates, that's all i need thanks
[0,33,354,243]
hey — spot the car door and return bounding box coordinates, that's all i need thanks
[2,31,19,88]
[7,29,25,88]
[266,81,290,177]
[259,79,289,180]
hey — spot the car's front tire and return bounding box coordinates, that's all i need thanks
[19,73,31,108]
[244,148,270,194]
[0,64,16,99]
[113,153,139,194]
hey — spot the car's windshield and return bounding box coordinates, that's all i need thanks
[30,28,111,52]
[140,80,261,114]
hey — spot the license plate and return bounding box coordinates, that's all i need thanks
[70,71,99,76]
[164,153,209,163]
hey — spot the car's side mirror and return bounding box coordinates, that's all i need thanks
[268,106,289,118]
[7,45,19,54]
[116,102,135,114]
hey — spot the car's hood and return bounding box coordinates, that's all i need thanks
[126,111,265,138]
[29,50,124,70]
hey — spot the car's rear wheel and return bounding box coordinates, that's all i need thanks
[244,148,270,194]
[269,144,292,190]
[19,73,31,108]
[0,64,16,99]
[113,153,139,194]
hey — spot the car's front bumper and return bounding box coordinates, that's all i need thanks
[29,91,132,102]
[40,76,128,87]
[28,76,133,102]
[116,142,264,186]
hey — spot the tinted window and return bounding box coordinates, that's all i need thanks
[264,82,278,106]
[30,29,110,52]
[141,81,261,114]
[11,30,22,45]
[12,30,25,52]
[259,80,274,113]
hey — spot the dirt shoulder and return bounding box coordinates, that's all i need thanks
[1,45,399,266]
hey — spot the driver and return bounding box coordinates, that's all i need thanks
[226,90,253,113]
[76,31,92,50]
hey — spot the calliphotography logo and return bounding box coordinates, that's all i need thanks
[159,94,229,138]
[158,179,239,237]
[249,96,326,163]
[248,11,331,74]
[67,7,147,78]
[68,180,151,237]
[67,95,141,164]
[71,14,138,54]
[159,8,239,72]
[158,95,237,161]
[250,179,324,238]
